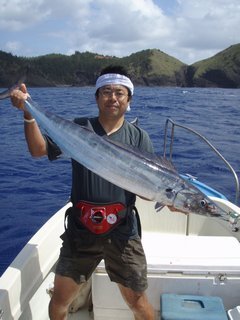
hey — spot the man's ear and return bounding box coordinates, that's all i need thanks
[128,95,132,103]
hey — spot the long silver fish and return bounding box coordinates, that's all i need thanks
[1,87,239,224]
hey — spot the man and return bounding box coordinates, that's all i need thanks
[11,65,155,320]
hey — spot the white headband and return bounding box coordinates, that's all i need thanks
[96,73,134,95]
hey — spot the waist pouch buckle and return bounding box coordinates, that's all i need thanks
[75,201,126,235]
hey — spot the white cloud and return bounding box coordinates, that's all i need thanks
[0,0,240,64]
[0,0,51,31]
[170,0,240,62]
[5,40,22,52]
[62,0,172,57]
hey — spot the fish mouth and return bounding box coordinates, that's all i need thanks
[174,188,231,219]
[195,197,228,218]
[211,204,240,227]
[203,199,240,223]
[206,205,223,217]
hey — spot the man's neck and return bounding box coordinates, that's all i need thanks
[98,116,124,135]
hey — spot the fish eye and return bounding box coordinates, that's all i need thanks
[200,199,207,207]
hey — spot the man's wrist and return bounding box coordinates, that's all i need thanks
[23,111,34,120]
[23,111,35,124]
[24,117,36,124]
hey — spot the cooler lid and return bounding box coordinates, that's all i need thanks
[142,233,240,274]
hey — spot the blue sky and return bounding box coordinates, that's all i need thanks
[0,0,239,64]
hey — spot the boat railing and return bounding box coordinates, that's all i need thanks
[163,118,240,205]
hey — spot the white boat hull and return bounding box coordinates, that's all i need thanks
[1,197,240,319]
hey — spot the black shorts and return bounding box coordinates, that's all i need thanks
[55,222,148,292]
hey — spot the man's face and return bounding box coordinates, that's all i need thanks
[96,84,131,119]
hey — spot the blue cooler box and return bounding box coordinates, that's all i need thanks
[161,294,228,320]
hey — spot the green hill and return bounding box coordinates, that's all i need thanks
[0,44,240,88]
[187,43,240,88]
[0,51,26,86]
[120,49,186,86]
[23,49,186,87]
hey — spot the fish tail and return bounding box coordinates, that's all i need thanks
[0,75,27,100]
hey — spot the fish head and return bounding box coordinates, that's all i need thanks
[170,182,230,219]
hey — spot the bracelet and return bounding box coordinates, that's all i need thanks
[24,117,36,124]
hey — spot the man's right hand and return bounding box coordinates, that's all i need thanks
[10,84,29,111]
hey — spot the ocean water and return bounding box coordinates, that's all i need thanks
[0,86,240,275]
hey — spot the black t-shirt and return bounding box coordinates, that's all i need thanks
[45,117,154,239]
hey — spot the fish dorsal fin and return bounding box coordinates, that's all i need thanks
[153,155,177,173]
[105,137,177,174]
[85,119,94,131]
[141,152,177,174]
[130,117,139,126]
